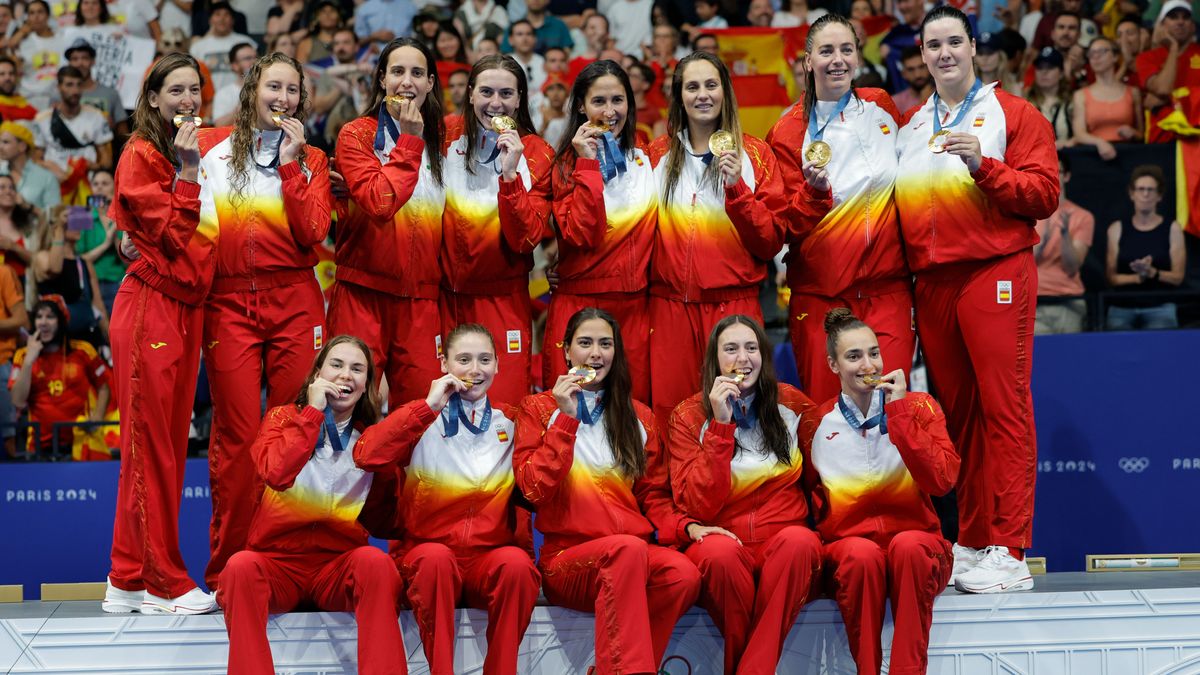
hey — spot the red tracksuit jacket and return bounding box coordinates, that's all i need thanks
[667,384,817,545]
[804,392,959,546]
[109,137,215,306]
[334,120,444,299]
[894,83,1059,272]
[513,391,690,559]
[646,133,787,301]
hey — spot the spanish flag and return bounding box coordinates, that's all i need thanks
[705,26,807,138]
[859,15,897,67]
[1158,87,1200,236]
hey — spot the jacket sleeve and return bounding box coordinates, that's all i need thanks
[667,403,734,523]
[724,139,787,261]
[111,144,201,260]
[552,157,608,248]
[512,398,577,506]
[497,136,554,254]
[352,399,440,471]
[635,409,693,546]
[337,123,425,220]
[765,114,833,241]
[884,393,960,497]
[252,405,322,491]
[280,147,333,248]
[971,95,1060,222]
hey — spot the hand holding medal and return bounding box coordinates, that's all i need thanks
[940,132,983,173]
[707,367,744,425]
[424,373,469,413]
[571,121,602,160]
[709,130,739,187]
[388,92,424,137]
[492,115,523,180]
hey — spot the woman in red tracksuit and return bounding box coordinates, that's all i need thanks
[441,54,553,407]
[220,335,406,675]
[514,307,700,675]
[545,60,657,402]
[806,309,958,674]
[647,51,787,423]
[353,323,540,675]
[105,53,218,615]
[668,314,822,675]
[895,6,1057,593]
[329,37,446,410]
[199,53,334,590]
[765,15,914,405]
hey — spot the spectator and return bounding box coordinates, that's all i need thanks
[1115,13,1145,83]
[772,0,828,26]
[75,168,122,314]
[446,67,470,114]
[33,205,108,344]
[544,45,569,75]
[692,33,719,55]
[880,0,925,93]
[0,4,15,52]
[0,261,25,459]
[1105,165,1187,330]
[354,0,416,48]
[412,10,442,52]
[265,0,307,43]
[0,121,61,212]
[644,23,684,85]
[1033,154,1094,334]
[507,21,547,91]
[850,18,887,88]
[747,0,775,26]
[100,0,161,41]
[0,174,35,280]
[503,0,573,53]
[9,295,110,457]
[153,29,217,121]
[454,0,509,52]
[1032,0,1098,51]
[211,42,257,126]
[267,32,298,59]
[310,28,369,148]
[608,0,655,57]
[190,2,255,93]
[436,23,470,64]
[63,39,128,136]
[976,32,1023,91]
[1027,11,1086,88]
[159,0,194,40]
[1135,0,1198,143]
[475,36,501,59]
[568,12,608,78]
[1072,36,1142,159]
[849,0,877,20]
[683,0,728,44]
[537,74,569,146]
[67,0,121,43]
[892,46,932,115]
[0,57,38,122]
[628,60,666,144]
[32,66,114,199]
[15,0,64,111]
[295,0,342,63]
[1027,47,1075,147]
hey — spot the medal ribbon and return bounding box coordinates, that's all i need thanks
[728,396,757,430]
[932,78,982,134]
[373,104,401,153]
[253,130,282,169]
[598,131,627,182]
[837,390,888,435]
[476,126,502,166]
[808,89,853,143]
[442,393,493,437]
[575,391,604,425]
[322,407,354,453]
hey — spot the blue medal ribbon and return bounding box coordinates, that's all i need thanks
[253,131,282,169]
[728,396,757,430]
[597,131,627,182]
[476,127,502,167]
[442,393,493,437]
[932,78,982,135]
[575,391,604,425]
[322,407,354,453]
[837,390,888,436]
[373,104,401,153]
[807,89,853,143]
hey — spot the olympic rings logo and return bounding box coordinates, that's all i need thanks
[1118,457,1150,473]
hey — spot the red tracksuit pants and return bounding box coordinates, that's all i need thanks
[914,252,1037,549]
[823,532,952,675]
[440,289,531,408]
[788,281,915,405]
[648,295,763,424]
[326,282,442,410]
[220,546,406,675]
[685,526,822,675]
[398,543,541,675]
[108,277,204,599]
[543,290,650,403]
[541,535,701,675]
[203,276,325,589]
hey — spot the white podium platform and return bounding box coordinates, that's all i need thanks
[3,572,1200,674]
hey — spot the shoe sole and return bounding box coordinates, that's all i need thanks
[954,575,1034,594]
[101,602,140,614]
[140,602,216,615]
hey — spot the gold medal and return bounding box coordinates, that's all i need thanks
[456,376,476,389]
[173,113,202,128]
[928,129,951,153]
[270,111,290,125]
[568,365,597,384]
[491,115,517,132]
[804,140,832,168]
[385,93,415,106]
[587,119,611,132]
[728,369,746,383]
[708,130,735,155]
[861,374,883,386]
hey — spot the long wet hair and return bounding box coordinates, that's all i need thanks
[662,51,744,205]
[293,335,382,428]
[552,59,637,186]
[802,14,863,123]
[363,37,445,185]
[463,54,535,173]
[229,53,310,207]
[563,307,645,479]
[130,53,203,169]
[700,315,791,465]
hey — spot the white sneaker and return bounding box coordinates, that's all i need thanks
[101,579,143,613]
[954,546,1034,594]
[948,543,985,586]
[141,587,217,615]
